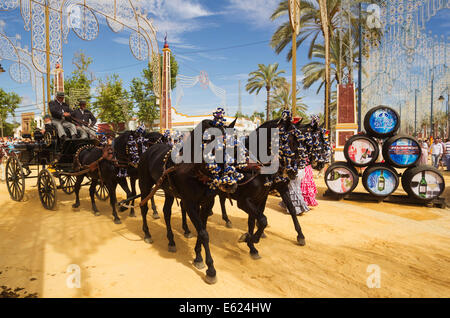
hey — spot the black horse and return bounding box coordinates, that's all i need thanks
[113,130,167,218]
[216,118,328,248]
[71,130,166,224]
[138,119,237,284]
[71,144,129,224]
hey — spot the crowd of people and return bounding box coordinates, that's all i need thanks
[419,137,450,171]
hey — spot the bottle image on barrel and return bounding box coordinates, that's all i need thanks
[329,170,350,181]
[361,148,369,161]
[419,171,427,198]
[326,168,353,194]
[377,170,385,192]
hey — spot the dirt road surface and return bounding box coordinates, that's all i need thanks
[0,171,449,298]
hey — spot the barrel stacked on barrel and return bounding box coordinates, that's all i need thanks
[325,106,446,202]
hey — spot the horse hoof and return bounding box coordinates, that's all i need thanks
[250,252,261,260]
[144,237,153,244]
[114,219,122,225]
[205,275,217,285]
[184,232,193,239]
[193,261,205,270]
[208,211,213,217]
[261,232,267,239]
[152,213,160,220]
[129,213,136,218]
[119,206,127,212]
[297,237,306,246]
[72,204,79,209]
[168,245,177,253]
[94,212,100,216]
[238,233,249,243]
[225,221,233,228]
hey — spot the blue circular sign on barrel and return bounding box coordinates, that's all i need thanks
[369,108,398,134]
[388,138,420,166]
[366,169,396,196]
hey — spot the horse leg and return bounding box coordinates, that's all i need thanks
[151,197,160,219]
[180,200,193,238]
[89,178,100,215]
[72,175,84,209]
[237,198,260,258]
[162,191,176,252]
[106,180,120,224]
[278,184,305,246]
[219,194,232,228]
[139,183,153,244]
[186,200,217,284]
[129,176,137,217]
[117,177,131,213]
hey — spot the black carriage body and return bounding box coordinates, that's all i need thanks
[13,138,97,173]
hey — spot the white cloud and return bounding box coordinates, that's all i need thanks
[143,0,214,44]
[224,0,280,29]
[112,37,129,45]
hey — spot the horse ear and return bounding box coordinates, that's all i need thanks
[228,118,237,128]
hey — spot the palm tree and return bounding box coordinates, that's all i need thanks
[270,0,382,128]
[271,0,340,128]
[246,63,286,120]
[271,80,308,118]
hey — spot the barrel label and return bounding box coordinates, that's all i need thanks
[348,139,376,165]
[369,109,397,134]
[326,168,354,194]
[410,171,444,199]
[388,139,420,165]
[367,169,396,195]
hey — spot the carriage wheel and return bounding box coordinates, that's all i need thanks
[60,175,76,194]
[43,131,52,147]
[95,183,109,201]
[38,169,57,210]
[5,156,25,201]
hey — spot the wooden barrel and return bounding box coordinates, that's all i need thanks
[364,105,400,138]
[362,164,399,197]
[324,162,359,195]
[343,134,380,167]
[401,165,445,201]
[382,134,421,168]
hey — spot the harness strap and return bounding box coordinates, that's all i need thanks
[140,149,178,207]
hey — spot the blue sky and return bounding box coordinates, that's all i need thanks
[0,0,448,123]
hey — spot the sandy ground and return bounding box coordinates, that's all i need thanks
[0,169,449,298]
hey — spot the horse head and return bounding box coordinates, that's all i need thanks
[294,117,331,172]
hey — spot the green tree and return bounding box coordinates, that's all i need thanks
[235,111,249,119]
[92,74,132,132]
[0,88,21,137]
[271,80,308,118]
[246,63,286,121]
[64,51,95,108]
[131,52,179,129]
[250,111,265,122]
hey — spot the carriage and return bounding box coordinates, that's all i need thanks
[4,124,109,210]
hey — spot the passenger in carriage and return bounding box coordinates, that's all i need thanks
[49,91,78,142]
[72,100,97,139]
